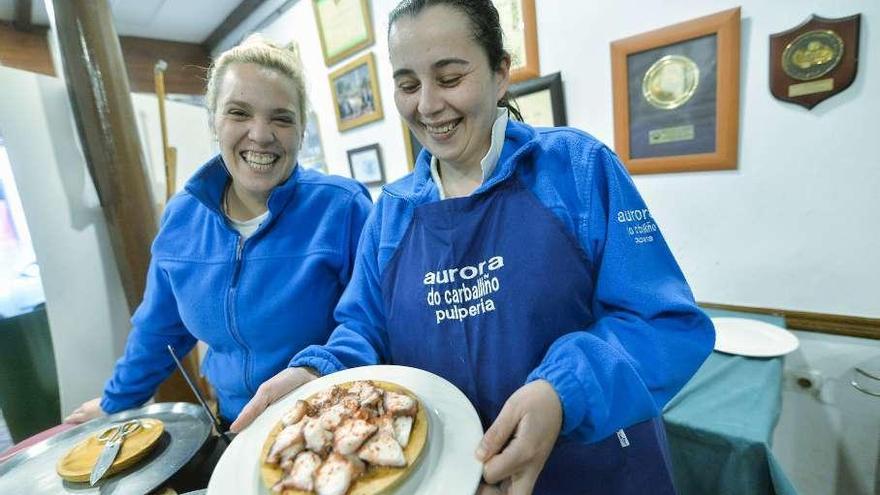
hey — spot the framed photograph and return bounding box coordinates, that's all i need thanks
[312,0,375,67]
[493,0,539,82]
[610,8,740,174]
[329,52,384,132]
[298,109,328,173]
[509,72,567,127]
[347,143,385,186]
[401,120,423,171]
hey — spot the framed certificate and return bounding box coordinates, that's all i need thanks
[611,8,740,174]
[509,72,567,127]
[329,52,384,132]
[313,0,375,67]
[493,0,539,82]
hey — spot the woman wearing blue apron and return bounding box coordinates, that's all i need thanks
[289,1,715,493]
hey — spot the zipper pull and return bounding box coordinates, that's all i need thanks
[231,237,244,288]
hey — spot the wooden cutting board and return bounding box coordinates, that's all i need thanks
[56,418,165,482]
[261,381,429,495]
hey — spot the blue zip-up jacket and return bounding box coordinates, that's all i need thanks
[292,120,713,443]
[101,156,372,421]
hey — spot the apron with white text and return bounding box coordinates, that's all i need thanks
[381,177,676,494]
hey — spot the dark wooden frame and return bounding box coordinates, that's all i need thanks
[312,0,375,67]
[611,8,740,174]
[347,143,385,186]
[509,72,567,126]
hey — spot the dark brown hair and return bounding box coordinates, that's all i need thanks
[388,0,523,121]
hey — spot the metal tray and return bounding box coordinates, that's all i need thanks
[0,402,212,494]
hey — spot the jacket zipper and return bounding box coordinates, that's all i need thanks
[227,237,254,393]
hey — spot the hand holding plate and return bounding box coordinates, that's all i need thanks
[230,366,318,433]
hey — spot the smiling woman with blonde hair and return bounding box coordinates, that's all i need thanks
[65,34,372,431]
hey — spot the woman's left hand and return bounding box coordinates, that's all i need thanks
[475,380,562,495]
[230,366,318,433]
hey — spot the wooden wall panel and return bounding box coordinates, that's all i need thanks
[0,22,54,76]
[700,302,880,340]
[119,36,210,95]
[0,23,210,95]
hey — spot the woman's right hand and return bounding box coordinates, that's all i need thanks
[64,397,105,424]
[230,366,318,433]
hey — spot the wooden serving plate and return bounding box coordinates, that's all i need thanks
[56,418,165,482]
[260,381,429,495]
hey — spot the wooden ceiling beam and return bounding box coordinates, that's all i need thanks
[13,0,33,31]
[203,0,265,51]
[0,23,210,95]
[119,36,211,94]
[0,22,53,75]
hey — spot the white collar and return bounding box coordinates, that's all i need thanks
[430,107,509,200]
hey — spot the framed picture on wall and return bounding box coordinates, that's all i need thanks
[401,120,423,171]
[298,109,328,173]
[509,72,567,127]
[329,53,384,132]
[312,0,375,67]
[347,143,385,186]
[493,0,539,82]
[610,8,740,175]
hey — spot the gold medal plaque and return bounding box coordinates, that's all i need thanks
[769,14,860,109]
[781,29,844,81]
[610,8,741,174]
[642,55,700,110]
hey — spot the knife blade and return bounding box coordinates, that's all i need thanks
[89,437,121,486]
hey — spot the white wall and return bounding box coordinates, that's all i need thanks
[245,0,878,317]
[0,67,214,415]
[0,67,130,415]
[537,0,879,319]
[131,93,215,203]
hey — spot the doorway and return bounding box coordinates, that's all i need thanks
[0,134,60,445]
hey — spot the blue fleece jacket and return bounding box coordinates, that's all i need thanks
[292,120,713,443]
[101,156,372,421]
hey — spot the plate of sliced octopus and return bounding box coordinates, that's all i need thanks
[207,365,484,495]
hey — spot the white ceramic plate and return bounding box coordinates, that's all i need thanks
[207,365,484,495]
[712,317,800,357]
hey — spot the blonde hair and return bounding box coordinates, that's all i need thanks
[205,34,307,127]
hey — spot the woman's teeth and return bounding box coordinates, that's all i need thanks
[424,120,459,135]
[241,151,278,171]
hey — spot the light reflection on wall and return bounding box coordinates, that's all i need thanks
[0,139,46,318]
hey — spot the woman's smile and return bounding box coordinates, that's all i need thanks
[239,150,282,172]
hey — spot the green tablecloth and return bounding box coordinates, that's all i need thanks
[662,352,799,495]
